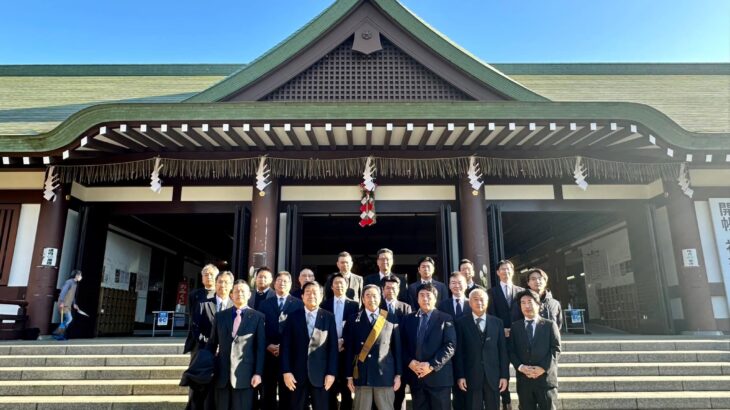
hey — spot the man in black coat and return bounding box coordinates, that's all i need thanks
[324,251,364,304]
[455,289,509,410]
[281,282,338,410]
[321,274,360,410]
[459,259,486,297]
[406,257,448,310]
[344,284,402,410]
[291,268,315,300]
[401,283,456,410]
[509,290,561,410]
[187,271,234,410]
[520,269,563,330]
[185,264,219,356]
[206,280,266,410]
[258,271,304,409]
[486,260,524,410]
[378,275,411,410]
[362,248,408,303]
[249,267,275,310]
[436,272,471,409]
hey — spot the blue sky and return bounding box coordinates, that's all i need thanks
[1,0,728,64]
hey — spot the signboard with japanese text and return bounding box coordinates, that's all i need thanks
[708,199,730,295]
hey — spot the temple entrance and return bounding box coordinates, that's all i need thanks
[492,208,672,335]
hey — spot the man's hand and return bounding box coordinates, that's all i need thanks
[58,303,65,310]
[498,378,508,392]
[324,375,335,391]
[251,375,262,388]
[416,363,433,378]
[531,366,546,378]
[338,338,345,352]
[72,304,79,311]
[457,378,468,392]
[267,344,280,357]
[408,360,420,373]
[393,375,401,391]
[347,377,355,393]
[504,328,511,338]
[283,372,297,391]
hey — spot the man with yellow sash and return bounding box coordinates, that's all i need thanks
[344,284,402,410]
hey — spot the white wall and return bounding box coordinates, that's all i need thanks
[102,231,152,322]
[0,204,40,319]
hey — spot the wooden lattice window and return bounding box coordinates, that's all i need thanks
[263,37,473,101]
[0,205,21,286]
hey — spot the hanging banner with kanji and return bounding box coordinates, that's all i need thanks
[708,198,730,312]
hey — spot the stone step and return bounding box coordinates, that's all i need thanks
[0,354,189,367]
[557,362,730,376]
[561,339,730,352]
[0,366,187,380]
[0,344,185,356]
[3,392,730,410]
[510,375,730,392]
[560,350,730,363]
[0,379,186,396]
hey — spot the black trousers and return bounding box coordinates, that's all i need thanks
[452,385,466,410]
[393,383,406,410]
[516,381,558,410]
[464,383,500,410]
[290,378,329,410]
[215,385,254,410]
[502,334,513,405]
[262,354,292,409]
[410,385,450,410]
[328,377,353,410]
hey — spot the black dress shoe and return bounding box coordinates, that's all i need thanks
[502,403,513,410]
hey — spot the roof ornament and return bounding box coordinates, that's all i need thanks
[467,155,484,195]
[150,157,163,193]
[573,156,588,191]
[359,156,377,227]
[677,163,694,198]
[255,156,271,196]
[352,22,383,55]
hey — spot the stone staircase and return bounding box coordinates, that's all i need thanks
[0,336,728,409]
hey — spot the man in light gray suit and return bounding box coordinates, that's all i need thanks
[206,280,266,410]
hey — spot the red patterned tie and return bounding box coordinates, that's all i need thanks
[232,309,242,337]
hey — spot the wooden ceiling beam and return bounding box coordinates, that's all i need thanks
[498,124,533,150]
[101,126,146,152]
[468,123,495,151]
[418,123,435,150]
[450,123,475,150]
[304,123,319,151]
[283,124,302,151]
[324,123,336,151]
[159,124,197,150]
[220,124,250,151]
[434,123,456,150]
[345,123,354,150]
[200,124,233,151]
[536,123,574,151]
[242,124,267,151]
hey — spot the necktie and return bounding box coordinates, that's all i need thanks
[455,300,463,316]
[388,303,395,315]
[335,300,344,338]
[307,312,316,337]
[416,314,428,358]
[231,309,242,337]
[503,284,511,307]
[475,317,484,333]
[278,298,284,312]
[370,313,377,324]
[526,320,534,345]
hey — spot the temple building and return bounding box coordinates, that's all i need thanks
[0,0,728,338]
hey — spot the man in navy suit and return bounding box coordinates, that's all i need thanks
[185,264,219,355]
[407,257,448,310]
[321,274,359,410]
[258,271,304,409]
[206,280,266,410]
[459,259,486,297]
[249,267,275,310]
[402,283,456,410]
[436,271,471,409]
[281,281,338,410]
[455,289,509,410]
[291,269,315,300]
[487,260,524,410]
[362,248,408,303]
[509,290,561,410]
[344,284,402,410]
[378,275,411,410]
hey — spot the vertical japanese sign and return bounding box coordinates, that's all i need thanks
[708,199,730,298]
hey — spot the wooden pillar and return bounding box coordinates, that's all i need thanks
[458,179,490,286]
[248,178,279,273]
[665,185,719,333]
[25,185,68,335]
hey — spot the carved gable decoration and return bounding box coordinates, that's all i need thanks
[262,36,473,101]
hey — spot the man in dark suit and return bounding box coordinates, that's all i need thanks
[362,248,408,303]
[402,283,456,410]
[487,260,524,410]
[509,290,561,410]
[459,259,486,296]
[187,271,234,410]
[185,264,219,356]
[258,271,304,409]
[291,268,315,300]
[436,272,471,410]
[324,251,364,304]
[455,289,509,410]
[249,267,275,310]
[281,281,338,410]
[321,274,359,410]
[206,280,266,410]
[521,269,563,330]
[378,275,410,410]
[344,284,402,410]
[407,257,448,310]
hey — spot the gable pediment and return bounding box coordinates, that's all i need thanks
[189,0,547,103]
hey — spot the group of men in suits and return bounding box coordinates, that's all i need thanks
[184,250,561,410]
